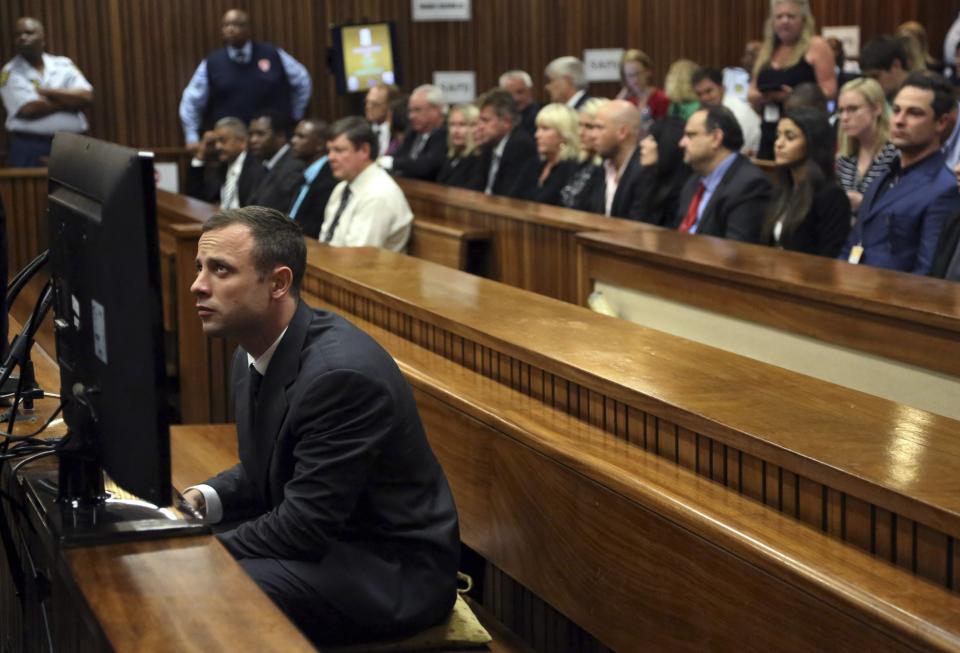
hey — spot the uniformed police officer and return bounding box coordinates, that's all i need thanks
[0,17,94,167]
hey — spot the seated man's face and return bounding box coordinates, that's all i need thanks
[215,127,248,163]
[365,87,390,124]
[327,134,370,182]
[890,86,941,154]
[248,118,281,161]
[476,107,512,144]
[191,224,273,340]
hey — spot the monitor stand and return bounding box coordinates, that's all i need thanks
[19,468,210,548]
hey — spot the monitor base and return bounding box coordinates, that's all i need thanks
[21,469,210,548]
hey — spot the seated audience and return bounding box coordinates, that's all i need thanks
[692,66,761,156]
[675,105,773,242]
[629,116,691,226]
[320,117,412,251]
[896,21,941,73]
[544,56,591,110]
[532,103,581,206]
[472,88,539,199]
[748,0,836,160]
[385,84,447,181]
[246,110,304,212]
[499,70,539,137]
[589,99,644,219]
[560,98,608,211]
[287,118,336,239]
[436,103,482,188]
[664,59,701,121]
[761,107,850,256]
[839,74,960,274]
[783,81,829,114]
[859,35,918,101]
[835,78,897,217]
[186,116,264,208]
[365,82,403,157]
[616,49,668,134]
[930,161,960,280]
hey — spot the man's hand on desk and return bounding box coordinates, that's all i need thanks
[182,488,207,517]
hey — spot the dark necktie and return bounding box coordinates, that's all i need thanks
[323,186,352,243]
[248,363,263,424]
[679,182,706,233]
[411,134,428,159]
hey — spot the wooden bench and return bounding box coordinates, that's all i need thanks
[409,218,491,274]
[299,245,960,651]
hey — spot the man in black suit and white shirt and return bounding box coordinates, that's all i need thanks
[186,116,265,207]
[544,56,592,110]
[499,69,539,137]
[383,84,447,181]
[674,105,772,242]
[184,206,460,646]
[246,110,304,212]
[472,88,538,199]
[590,99,644,218]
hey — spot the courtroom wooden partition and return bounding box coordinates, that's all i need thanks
[2,0,956,159]
[296,246,960,652]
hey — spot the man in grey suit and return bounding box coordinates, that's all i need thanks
[675,105,772,242]
[246,110,304,212]
[183,206,460,645]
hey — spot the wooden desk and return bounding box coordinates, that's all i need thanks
[0,316,313,653]
[298,246,960,651]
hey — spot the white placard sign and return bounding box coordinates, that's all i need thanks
[822,25,861,58]
[583,48,624,83]
[412,0,471,22]
[432,71,476,104]
[154,161,179,193]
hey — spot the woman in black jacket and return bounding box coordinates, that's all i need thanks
[761,107,850,257]
[436,103,482,188]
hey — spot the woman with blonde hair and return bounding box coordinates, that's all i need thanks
[561,98,608,210]
[436,103,482,188]
[664,59,701,121]
[531,103,581,205]
[896,21,941,73]
[835,77,897,216]
[747,0,836,159]
[616,49,668,134]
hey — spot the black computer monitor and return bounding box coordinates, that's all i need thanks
[36,134,205,545]
[330,21,402,94]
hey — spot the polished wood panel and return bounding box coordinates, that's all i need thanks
[408,219,491,274]
[4,0,953,156]
[575,228,960,379]
[0,168,47,272]
[399,179,643,301]
[296,253,960,649]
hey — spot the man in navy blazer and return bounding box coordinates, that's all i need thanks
[840,73,960,274]
[184,206,460,645]
[673,105,772,242]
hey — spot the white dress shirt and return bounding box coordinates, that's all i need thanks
[722,93,761,156]
[220,150,247,209]
[1,52,92,134]
[320,162,413,252]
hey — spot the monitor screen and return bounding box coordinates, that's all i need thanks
[330,22,401,94]
[46,133,171,507]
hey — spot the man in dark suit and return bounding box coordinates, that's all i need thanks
[186,116,265,207]
[588,99,644,218]
[386,84,447,181]
[287,118,337,239]
[246,110,304,212]
[674,105,772,242]
[544,56,591,110]
[472,88,538,199]
[840,73,960,274]
[184,206,460,646]
[499,70,539,137]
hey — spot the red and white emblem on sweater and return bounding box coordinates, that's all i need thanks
[258,58,271,73]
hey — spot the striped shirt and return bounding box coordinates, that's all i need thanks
[836,142,899,197]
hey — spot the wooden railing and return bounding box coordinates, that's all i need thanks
[298,246,960,651]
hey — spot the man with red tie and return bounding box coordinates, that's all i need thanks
[675,105,772,242]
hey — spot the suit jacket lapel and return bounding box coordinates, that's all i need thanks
[698,154,742,234]
[244,301,314,504]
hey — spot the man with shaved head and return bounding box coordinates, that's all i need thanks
[1,17,94,166]
[589,99,645,218]
[179,8,312,152]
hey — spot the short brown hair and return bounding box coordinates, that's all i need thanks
[203,206,307,293]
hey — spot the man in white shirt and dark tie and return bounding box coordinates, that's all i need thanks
[381,85,447,181]
[186,116,264,208]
